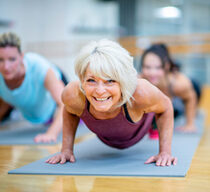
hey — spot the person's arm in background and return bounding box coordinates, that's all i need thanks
[0,98,13,122]
[173,74,197,132]
[34,68,65,143]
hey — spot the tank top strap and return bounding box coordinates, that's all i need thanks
[123,103,134,123]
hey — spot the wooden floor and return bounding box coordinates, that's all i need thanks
[1,87,210,192]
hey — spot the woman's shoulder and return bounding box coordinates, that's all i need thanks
[62,81,86,116]
[138,73,143,79]
[136,78,156,92]
[169,72,192,94]
[132,78,158,104]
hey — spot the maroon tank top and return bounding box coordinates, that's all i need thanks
[80,99,155,149]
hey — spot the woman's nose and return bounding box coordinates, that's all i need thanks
[148,68,158,75]
[95,82,106,95]
[2,61,10,70]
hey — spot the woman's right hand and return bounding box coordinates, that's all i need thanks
[45,150,75,164]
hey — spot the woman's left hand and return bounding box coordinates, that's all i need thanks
[34,133,57,143]
[176,124,197,133]
[144,152,177,166]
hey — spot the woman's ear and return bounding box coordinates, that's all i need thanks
[80,82,85,94]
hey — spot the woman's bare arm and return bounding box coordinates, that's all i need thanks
[173,74,197,131]
[135,79,177,166]
[0,98,13,122]
[34,69,65,143]
[46,81,84,164]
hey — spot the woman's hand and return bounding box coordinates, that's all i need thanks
[176,124,197,133]
[45,150,76,164]
[145,152,177,166]
[34,132,57,143]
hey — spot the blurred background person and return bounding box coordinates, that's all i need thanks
[139,43,201,133]
[0,32,68,143]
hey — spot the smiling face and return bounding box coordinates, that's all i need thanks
[141,53,165,86]
[0,46,23,80]
[82,66,122,114]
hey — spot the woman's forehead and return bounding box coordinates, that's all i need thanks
[144,53,162,66]
[84,66,113,79]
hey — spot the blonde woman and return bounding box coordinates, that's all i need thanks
[46,39,177,166]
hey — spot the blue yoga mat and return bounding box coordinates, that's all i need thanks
[0,120,90,145]
[174,110,205,135]
[8,113,204,177]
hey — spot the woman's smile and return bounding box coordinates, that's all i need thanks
[94,96,111,101]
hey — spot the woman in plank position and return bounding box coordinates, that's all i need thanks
[140,43,200,133]
[0,32,68,143]
[46,39,177,166]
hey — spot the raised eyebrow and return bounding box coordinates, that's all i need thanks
[85,75,95,78]
[86,77,96,80]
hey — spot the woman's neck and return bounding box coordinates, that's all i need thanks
[5,63,26,90]
[89,104,121,120]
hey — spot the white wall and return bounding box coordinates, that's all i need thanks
[136,0,210,36]
[0,0,119,80]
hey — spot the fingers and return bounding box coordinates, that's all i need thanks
[144,156,156,164]
[46,155,62,164]
[156,156,176,166]
[45,153,76,164]
[60,155,67,164]
[166,159,172,166]
[172,157,178,165]
[70,155,76,163]
[34,134,41,143]
[176,126,196,133]
[145,155,178,167]
[156,157,164,166]
[34,134,57,143]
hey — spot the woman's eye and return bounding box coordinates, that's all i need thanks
[107,79,115,83]
[9,58,16,62]
[86,79,95,82]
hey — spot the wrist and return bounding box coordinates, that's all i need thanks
[46,127,60,136]
[61,148,73,153]
[159,151,171,156]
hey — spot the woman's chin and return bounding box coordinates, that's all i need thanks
[93,105,111,112]
[2,74,13,80]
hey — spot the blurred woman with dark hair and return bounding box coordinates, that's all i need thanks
[140,43,201,133]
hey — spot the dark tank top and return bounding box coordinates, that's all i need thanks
[80,99,155,149]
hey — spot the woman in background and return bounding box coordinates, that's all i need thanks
[140,43,201,133]
[0,32,68,143]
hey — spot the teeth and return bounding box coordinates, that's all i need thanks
[96,97,109,101]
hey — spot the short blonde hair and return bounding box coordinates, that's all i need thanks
[75,39,138,106]
[0,32,21,53]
